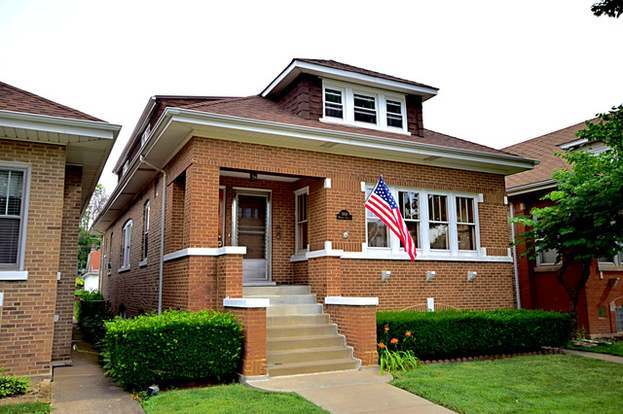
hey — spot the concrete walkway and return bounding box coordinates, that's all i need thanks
[562,348,623,364]
[248,368,455,414]
[52,341,143,414]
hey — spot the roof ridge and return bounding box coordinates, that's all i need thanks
[0,80,102,121]
[181,95,259,110]
[503,119,592,150]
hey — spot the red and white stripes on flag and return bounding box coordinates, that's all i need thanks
[364,176,416,261]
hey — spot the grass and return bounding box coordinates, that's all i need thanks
[392,355,623,414]
[567,340,623,357]
[0,403,50,414]
[141,384,327,414]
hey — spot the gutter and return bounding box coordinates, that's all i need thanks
[509,202,522,309]
[139,156,166,315]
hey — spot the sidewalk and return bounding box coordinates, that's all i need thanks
[52,340,143,414]
[248,367,455,414]
[562,348,623,364]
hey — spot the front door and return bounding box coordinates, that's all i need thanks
[233,192,270,284]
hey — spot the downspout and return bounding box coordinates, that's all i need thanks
[509,201,522,309]
[140,156,166,314]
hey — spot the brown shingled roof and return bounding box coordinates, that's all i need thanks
[0,80,102,121]
[295,59,439,91]
[182,95,516,157]
[503,121,590,191]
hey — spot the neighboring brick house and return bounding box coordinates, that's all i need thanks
[93,59,534,377]
[0,81,119,377]
[83,247,101,292]
[505,122,623,337]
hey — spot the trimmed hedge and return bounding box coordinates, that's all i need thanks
[76,291,112,346]
[102,310,243,391]
[377,309,573,360]
[0,374,29,398]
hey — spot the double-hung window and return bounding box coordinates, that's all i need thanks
[365,186,389,248]
[121,220,132,269]
[353,93,377,124]
[428,194,449,250]
[142,201,150,260]
[324,88,344,119]
[398,191,420,248]
[386,99,404,129]
[294,187,309,253]
[0,166,28,270]
[456,197,476,251]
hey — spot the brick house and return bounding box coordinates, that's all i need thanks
[0,81,119,377]
[93,59,534,377]
[505,122,623,337]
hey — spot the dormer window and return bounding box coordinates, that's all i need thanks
[321,79,408,134]
[141,124,152,147]
[324,88,343,119]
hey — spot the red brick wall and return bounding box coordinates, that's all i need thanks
[0,140,66,377]
[226,307,267,377]
[52,166,82,364]
[325,304,378,365]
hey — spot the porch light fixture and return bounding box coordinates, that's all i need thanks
[249,172,258,181]
[467,271,477,282]
[381,270,391,282]
[425,271,436,282]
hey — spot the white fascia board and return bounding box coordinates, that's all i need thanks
[0,110,121,141]
[325,296,379,306]
[261,60,439,99]
[163,246,247,262]
[166,109,535,174]
[506,180,557,197]
[223,297,269,308]
[0,271,28,281]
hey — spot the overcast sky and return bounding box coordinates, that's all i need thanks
[1,0,622,193]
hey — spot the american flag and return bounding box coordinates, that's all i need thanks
[365,176,416,261]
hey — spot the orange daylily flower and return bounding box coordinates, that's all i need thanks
[384,324,390,332]
[405,331,412,337]
[390,338,399,344]
[378,342,386,349]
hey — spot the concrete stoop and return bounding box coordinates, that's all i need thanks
[244,285,360,377]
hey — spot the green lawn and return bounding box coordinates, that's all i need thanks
[141,384,327,414]
[0,403,49,414]
[568,340,623,357]
[392,355,623,414]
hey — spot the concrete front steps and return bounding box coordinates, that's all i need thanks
[243,285,360,377]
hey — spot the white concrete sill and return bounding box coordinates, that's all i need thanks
[223,297,270,308]
[117,266,131,273]
[0,270,28,281]
[325,296,379,306]
[138,259,148,268]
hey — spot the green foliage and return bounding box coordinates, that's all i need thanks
[76,291,111,346]
[0,375,29,398]
[77,228,100,273]
[513,105,623,309]
[592,0,623,18]
[377,309,573,361]
[377,322,419,372]
[0,402,49,414]
[102,310,243,391]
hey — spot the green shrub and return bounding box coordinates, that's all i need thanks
[76,291,112,346]
[102,310,243,391]
[0,375,29,398]
[377,309,573,361]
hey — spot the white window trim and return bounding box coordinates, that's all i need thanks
[363,183,483,259]
[0,162,31,277]
[121,219,132,270]
[320,79,410,135]
[294,186,310,254]
[142,200,150,260]
[598,251,623,271]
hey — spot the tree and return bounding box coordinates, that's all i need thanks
[514,106,623,312]
[78,184,108,272]
[591,0,623,18]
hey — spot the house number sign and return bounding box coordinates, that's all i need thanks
[336,210,352,220]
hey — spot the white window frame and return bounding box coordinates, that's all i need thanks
[535,248,560,267]
[120,219,132,271]
[141,200,150,261]
[0,162,30,279]
[294,186,310,254]
[598,250,623,271]
[321,79,409,134]
[363,183,482,258]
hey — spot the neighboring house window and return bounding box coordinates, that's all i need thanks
[107,231,113,274]
[142,201,150,260]
[122,160,129,176]
[456,197,476,251]
[321,80,408,133]
[0,166,28,270]
[324,88,344,119]
[599,251,623,266]
[365,186,389,248]
[353,93,377,124]
[428,194,449,250]
[398,191,420,248]
[364,184,481,257]
[536,248,559,266]
[121,220,132,269]
[140,124,151,147]
[294,187,309,253]
[386,99,404,129]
